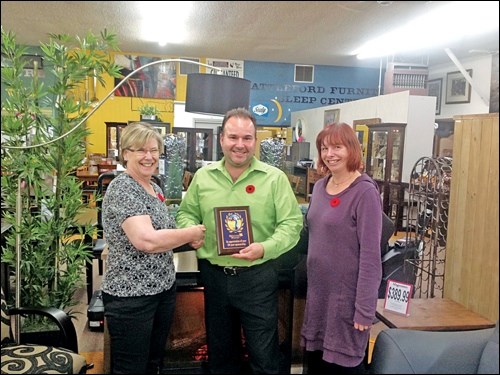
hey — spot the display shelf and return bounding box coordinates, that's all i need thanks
[365,123,406,225]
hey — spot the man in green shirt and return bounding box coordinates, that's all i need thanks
[176,107,303,374]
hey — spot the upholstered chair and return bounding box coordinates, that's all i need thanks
[1,287,88,374]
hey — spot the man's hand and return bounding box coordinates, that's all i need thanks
[231,243,264,261]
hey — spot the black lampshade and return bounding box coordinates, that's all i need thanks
[185,73,251,116]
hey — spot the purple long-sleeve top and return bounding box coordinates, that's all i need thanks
[300,173,382,367]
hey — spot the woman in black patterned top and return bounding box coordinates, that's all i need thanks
[101,122,205,374]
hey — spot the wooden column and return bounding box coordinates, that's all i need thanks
[444,113,498,322]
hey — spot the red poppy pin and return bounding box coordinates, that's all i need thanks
[246,185,255,194]
[157,192,165,202]
[330,197,340,207]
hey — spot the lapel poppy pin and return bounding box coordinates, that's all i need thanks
[246,185,255,194]
[330,197,340,207]
[157,192,165,202]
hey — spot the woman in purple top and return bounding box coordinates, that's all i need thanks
[300,123,382,374]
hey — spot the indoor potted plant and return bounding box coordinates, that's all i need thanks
[139,103,161,121]
[1,27,122,330]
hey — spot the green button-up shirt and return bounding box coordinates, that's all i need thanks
[176,157,303,267]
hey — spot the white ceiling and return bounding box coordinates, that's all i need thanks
[1,1,498,69]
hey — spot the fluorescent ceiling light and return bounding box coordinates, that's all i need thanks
[354,1,499,60]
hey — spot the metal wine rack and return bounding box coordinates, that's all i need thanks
[405,156,452,298]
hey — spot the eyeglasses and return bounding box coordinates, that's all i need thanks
[127,148,160,156]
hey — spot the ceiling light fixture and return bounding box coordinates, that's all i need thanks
[354,1,499,60]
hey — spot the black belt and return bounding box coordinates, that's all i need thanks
[220,266,252,276]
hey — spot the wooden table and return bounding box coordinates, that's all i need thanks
[376,298,495,331]
[76,170,99,184]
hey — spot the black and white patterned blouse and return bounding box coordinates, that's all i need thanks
[100,173,176,297]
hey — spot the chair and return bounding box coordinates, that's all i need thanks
[1,287,88,374]
[287,173,302,195]
[370,321,499,374]
[182,170,193,190]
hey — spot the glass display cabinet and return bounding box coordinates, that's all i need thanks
[172,127,214,173]
[365,123,406,225]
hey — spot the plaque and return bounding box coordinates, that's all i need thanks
[214,206,254,255]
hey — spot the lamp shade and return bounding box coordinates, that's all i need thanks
[185,73,251,116]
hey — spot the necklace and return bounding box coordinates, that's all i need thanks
[330,173,356,187]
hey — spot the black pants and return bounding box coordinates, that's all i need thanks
[102,286,176,374]
[198,259,281,374]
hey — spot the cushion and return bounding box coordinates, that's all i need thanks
[1,343,87,374]
[477,322,499,374]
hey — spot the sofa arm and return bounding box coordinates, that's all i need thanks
[370,327,495,374]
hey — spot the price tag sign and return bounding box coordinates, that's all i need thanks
[384,279,413,316]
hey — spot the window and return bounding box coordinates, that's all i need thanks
[294,64,314,83]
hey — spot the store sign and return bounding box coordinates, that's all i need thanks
[206,58,244,78]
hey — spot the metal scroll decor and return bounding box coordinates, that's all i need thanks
[259,137,285,169]
[405,156,452,298]
[163,134,185,201]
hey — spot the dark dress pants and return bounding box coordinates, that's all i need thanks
[199,259,281,374]
[103,286,176,374]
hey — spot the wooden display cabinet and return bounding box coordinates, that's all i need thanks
[365,123,406,226]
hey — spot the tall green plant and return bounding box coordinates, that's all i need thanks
[1,27,122,317]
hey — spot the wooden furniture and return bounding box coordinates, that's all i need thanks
[305,168,322,202]
[376,298,495,331]
[354,118,381,168]
[365,123,407,229]
[97,163,117,174]
[76,169,99,184]
[172,127,213,173]
[287,174,302,195]
[182,170,193,190]
[445,113,499,322]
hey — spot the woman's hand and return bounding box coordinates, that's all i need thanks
[190,224,206,249]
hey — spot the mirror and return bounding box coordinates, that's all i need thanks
[295,118,305,142]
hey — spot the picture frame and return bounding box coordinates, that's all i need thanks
[324,109,340,127]
[427,78,442,115]
[445,69,472,104]
[22,54,44,69]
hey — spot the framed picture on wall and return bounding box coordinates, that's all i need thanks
[324,109,340,127]
[427,78,442,115]
[445,70,472,104]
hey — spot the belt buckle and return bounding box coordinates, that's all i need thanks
[223,266,238,276]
